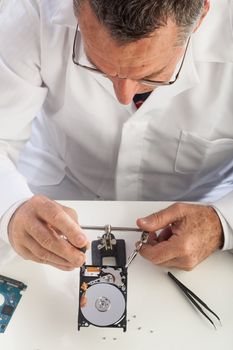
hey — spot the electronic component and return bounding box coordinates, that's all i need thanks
[78,265,127,332]
[78,226,148,333]
[0,275,27,333]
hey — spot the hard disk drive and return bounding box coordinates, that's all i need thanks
[77,226,148,333]
[78,265,127,332]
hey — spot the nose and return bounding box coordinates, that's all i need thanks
[111,77,140,105]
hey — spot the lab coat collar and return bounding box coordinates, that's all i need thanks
[50,0,77,28]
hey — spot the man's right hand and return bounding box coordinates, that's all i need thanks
[8,195,89,271]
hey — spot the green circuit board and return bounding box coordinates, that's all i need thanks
[0,275,27,333]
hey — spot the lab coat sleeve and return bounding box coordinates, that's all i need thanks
[211,191,233,252]
[0,0,48,244]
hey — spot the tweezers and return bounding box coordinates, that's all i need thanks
[168,272,221,329]
[125,231,150,268]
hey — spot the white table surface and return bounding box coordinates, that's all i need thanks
[0,201,233,350]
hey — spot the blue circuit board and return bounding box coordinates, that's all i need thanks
[0,275,27,333]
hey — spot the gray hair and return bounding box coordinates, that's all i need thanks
[74,0,205,44]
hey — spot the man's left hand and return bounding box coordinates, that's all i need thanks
[137,203,223,270]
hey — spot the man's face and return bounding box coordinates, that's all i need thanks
[77,3,191,105]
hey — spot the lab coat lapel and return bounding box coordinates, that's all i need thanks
[90,74,137,115]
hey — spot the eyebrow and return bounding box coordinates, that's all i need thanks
[86,53,168,81]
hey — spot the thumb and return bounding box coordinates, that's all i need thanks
[137,204,182,232]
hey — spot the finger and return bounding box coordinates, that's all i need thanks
[139,240,181,265]
[25,219,86,266]
[58,206,91,250]
[137,203,184,232]
[51,227,91,252]
[61,205,78,221]
[24,233,78,267]
[147,232,158,245]
[20,246,76,271]
[157,226,173,242]
[80,294,87,308]
[31,196,88,248]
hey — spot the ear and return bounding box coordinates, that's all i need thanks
[193,0,210,33]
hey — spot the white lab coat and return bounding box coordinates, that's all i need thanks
[0,0,233,251]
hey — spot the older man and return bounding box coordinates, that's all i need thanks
[0,0,232,270]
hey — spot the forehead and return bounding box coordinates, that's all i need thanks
[77,2,180,74]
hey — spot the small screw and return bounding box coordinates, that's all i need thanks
[138,327,142,330]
